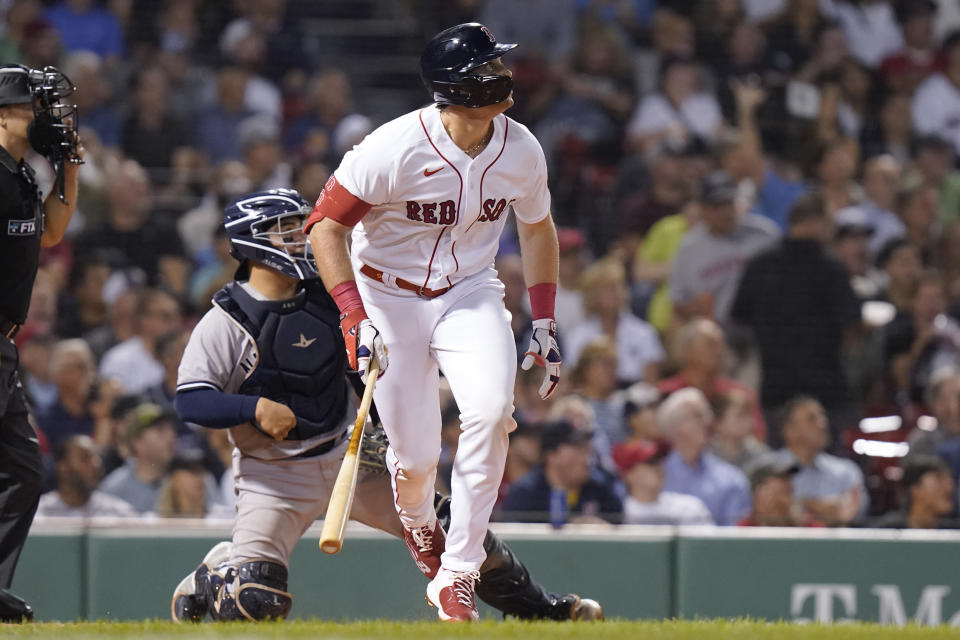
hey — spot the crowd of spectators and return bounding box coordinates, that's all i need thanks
[16,0,960,528]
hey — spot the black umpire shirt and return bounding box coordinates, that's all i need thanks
[0,143,43,325]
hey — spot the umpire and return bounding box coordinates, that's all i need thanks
[0,64,83,622]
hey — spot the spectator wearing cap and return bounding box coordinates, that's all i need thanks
[710,389,770,472]
[669,171,778,324]
[626,55,723,156]
[98,403,178,513]
[555,227,587,334]
[737,457,815,527]
[831,206,882,302]
[907,135,960,226]
[767,396,867,526]
[732,192,861,443]
[659,388,752,526]
[500,420,622,524]
[907,366,960,458]
[879,0,943,94]
[835,155,904,257]
[619,382,661,445]
[873,455,955,528]
[566,258,665,386]
[36,435,135,518]
[657,318,767,441]
[154,450,233,520]
[912,32,960,158]
[613,439,712,526]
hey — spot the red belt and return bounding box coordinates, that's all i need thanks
[359,264,453,299]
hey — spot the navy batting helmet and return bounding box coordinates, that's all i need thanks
[420,23,517,108]
[223,189,318,280]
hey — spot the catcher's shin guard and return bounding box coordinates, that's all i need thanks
[202,560,293,621]
[433,493,571,620]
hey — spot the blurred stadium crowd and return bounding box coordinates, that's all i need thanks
[17,0,960,530]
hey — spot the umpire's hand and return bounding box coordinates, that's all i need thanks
[255,398,297,440]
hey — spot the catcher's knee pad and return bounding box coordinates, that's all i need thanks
[202,561,292,621]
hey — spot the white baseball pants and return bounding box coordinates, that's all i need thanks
[358,267,517,573]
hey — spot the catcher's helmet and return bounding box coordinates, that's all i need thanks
[223,189,318,280]
[420,23,517,108]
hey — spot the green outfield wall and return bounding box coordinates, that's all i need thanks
[13,522,960,625]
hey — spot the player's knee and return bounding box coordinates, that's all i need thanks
[392,443,441,479]
[461,394,514,434]
[235,561,293,621]
[400,455,441,481]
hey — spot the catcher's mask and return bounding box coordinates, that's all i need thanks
[0,64,83,202]
[223,189,319,281]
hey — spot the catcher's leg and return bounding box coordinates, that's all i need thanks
[434,494,603,621]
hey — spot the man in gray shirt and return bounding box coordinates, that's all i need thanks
[99,403,178,513]
[670,171,779,324]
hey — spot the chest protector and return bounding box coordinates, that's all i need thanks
[213,280,348,442]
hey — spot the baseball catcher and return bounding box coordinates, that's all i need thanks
[169,189,601,622]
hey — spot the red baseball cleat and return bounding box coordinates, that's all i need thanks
[426,568,480,622]
[402,518,445,579]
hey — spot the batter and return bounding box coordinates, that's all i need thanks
[306,23,562,621]
[170,189,600,623]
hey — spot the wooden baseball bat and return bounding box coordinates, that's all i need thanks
[319,359,380,554]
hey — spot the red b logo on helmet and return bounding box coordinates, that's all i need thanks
[480,26,495,43]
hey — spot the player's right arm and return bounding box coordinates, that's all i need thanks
[174,308,296,441]
[305,174,387,381]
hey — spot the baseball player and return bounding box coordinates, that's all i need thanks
[306,23,561,622]
[170,189,600,623]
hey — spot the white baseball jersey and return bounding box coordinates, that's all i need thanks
[177,282,354,460]
[335,104,550,289]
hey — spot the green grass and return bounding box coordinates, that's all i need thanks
[2,619,959,639]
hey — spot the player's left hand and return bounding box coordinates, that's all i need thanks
[521,319,561,400]
[340,308,388,383]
